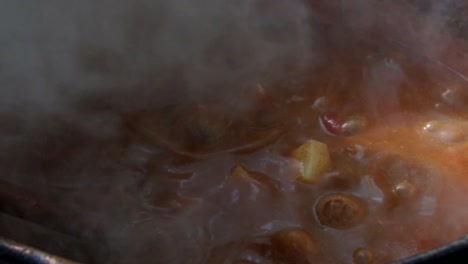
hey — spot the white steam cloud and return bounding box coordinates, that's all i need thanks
[0,0,316,129]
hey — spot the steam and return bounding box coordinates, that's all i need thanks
[1,0,463,130]
[0,0,467,263]
[0,0,316,130]
[320,0,468,115]
[0,0,317,262]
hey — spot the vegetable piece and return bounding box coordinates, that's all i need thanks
[341,116,368,136]
[320,113,344,135]
[315,194,367,230]
[135,97,287,159]
[320,113,367,136]
[353,248,374,264]
[171,103,231,149]
[231,165,250,179]
[392,180,417,199]
[292,139,331,183]
[270,228,318,264]
[230,165,281,194]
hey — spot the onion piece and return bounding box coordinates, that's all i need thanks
[150,127,285,159]
[136,113,285,159]
[230,165,281,195]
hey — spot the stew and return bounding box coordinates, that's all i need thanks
[1,1,467,264]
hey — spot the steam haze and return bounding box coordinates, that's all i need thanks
[0,0,316,127]
[0,0,467,263]
[0,0,318,263]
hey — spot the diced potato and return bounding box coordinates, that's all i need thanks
[292,139,331,183]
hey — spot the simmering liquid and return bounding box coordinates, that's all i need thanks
[0,2,467,263]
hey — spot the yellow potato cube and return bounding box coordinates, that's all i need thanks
[292,139,331,183]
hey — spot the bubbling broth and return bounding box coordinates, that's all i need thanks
[128,41,468,263]
[2,14,468,264]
